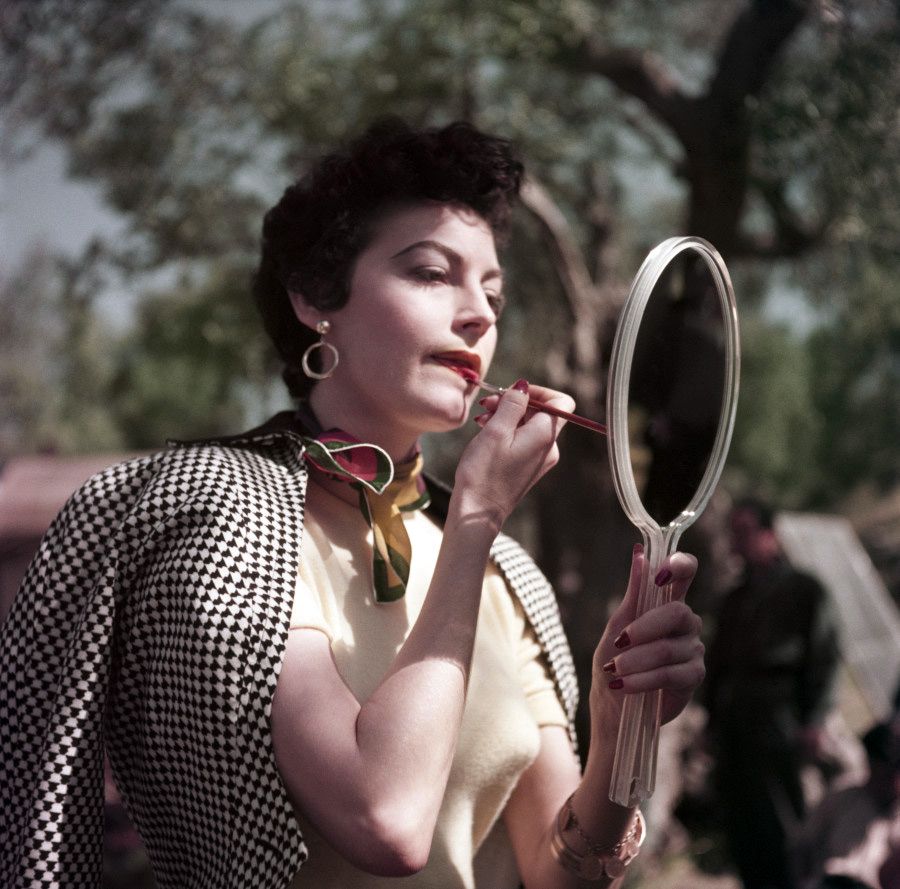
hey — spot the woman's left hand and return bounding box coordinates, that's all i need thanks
[590,546,705,729]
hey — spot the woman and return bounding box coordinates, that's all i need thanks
[0,120,703,889]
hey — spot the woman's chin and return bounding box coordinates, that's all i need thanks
[425,412,470,434]
[419,397,474,433]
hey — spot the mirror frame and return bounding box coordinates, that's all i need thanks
[606,236,740,544]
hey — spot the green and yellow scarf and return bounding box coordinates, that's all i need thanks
[300,425,431,604]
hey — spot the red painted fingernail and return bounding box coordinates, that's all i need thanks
[655,568,673,586]
[602,659,617,674]
[608,678,624,690]
[614,630,631,649]
[512,378,529,393]
[478,397,489,406]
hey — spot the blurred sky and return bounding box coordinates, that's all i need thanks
[0,0,287,271]
[1,142,123,267]
[0,0,286,324]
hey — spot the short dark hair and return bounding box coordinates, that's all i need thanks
[253,118,524,398]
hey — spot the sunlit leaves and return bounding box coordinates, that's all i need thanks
[728,314,822,504]
[751,5,900,257]
[806,257,900,496]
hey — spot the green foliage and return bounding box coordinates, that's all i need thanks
[0,247,124,457]
[0,251,68,456]
[806,254,900,500]
[727,313,821,505]
[752,4,900,264]
[107,262,280,449]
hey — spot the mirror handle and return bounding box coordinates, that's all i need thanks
[609,528,679,806]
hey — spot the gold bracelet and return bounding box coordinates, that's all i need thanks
[549,794,645,881]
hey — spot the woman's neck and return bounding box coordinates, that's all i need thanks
[307,388,421,464]
[305,466,363,508]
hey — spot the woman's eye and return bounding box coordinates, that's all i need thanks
[414,266,448,283]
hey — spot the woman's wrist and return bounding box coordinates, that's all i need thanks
[588,685,624,742]
[445,490,506,541]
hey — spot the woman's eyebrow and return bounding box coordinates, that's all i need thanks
[391,239,503,281]
[391,239,458,261]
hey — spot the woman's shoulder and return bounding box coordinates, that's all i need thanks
[422,473,553,603]
[489,532,580,747]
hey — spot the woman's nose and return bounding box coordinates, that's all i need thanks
[453,282,495,337]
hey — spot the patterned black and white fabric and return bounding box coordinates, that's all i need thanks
[0,420,578,888]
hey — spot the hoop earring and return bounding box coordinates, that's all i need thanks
[301,320,339,380]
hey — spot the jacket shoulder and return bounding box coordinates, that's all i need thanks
[490,533,580,751]
[119,437,308,521]
[63,453,160,517]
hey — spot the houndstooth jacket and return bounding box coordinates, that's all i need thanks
[0,415,579,889]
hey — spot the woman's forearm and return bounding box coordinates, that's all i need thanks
[352,503,498,828]
[508,548,704,889]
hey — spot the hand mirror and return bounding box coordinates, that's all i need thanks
[606,237,740,806]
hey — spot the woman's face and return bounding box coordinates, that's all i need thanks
[295,201,503,448]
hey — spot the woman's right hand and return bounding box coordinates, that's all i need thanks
[450,380,574,534]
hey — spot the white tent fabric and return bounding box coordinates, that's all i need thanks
[776,512,900,727]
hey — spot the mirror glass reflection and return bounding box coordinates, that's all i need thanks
[625,253,728,527]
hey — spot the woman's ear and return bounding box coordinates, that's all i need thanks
[288,291,320,329]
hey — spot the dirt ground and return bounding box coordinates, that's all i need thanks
[632,859,741,889]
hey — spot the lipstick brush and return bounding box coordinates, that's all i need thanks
[452,366,607,435]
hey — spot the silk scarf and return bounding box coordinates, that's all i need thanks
[297,409,430,603]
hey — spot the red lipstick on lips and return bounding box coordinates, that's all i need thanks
[433,353,481,379]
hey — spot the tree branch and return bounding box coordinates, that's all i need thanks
[518,177,612,407]
[707,0,812,113]
[519,177,597,322]
[619,104,681,168]
[570,2,813,160]
[756,176,824,248]
[729,174,834,258]
[570,41,696,142]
